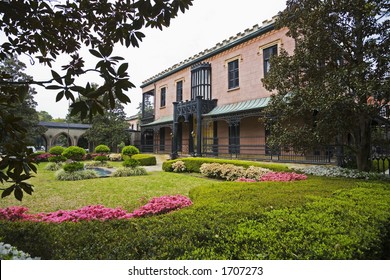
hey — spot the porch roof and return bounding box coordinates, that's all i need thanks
[141,115,173,127]
[203,97,270,117]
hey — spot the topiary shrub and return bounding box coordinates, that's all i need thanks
[121,145,140,157]
[94,145,110,154]
[63,162,84,173]
[62,146,86,161]
[94,155,109,163]
[132,154,157,166]
[49,146,65,155]
[123,158,140,168]
[48,155,67,163]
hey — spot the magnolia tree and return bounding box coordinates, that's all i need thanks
[0,0,193,200]
[262,0,389,171]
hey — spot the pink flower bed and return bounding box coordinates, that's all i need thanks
[0,195,192,223]
[260,172,307,182]
[236,172,307,182]
[129,195,192,218]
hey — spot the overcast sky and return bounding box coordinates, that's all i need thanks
[21,0,287,119]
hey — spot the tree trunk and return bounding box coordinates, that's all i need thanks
[355,117,372,172]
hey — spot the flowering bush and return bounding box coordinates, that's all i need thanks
[260,172,307,182]
[36,205,132,223]
[200,163,246,181]
[0,242,40,260]
[295,165,386,180]
[244,166,271,180]
[33,152,51,162]
[0,195,193,223]
[171,160,186,172]
[0,206,30,221]
[109,153,122,161]
[129,195,193,218]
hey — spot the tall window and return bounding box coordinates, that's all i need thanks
[160,87,166,107]
[191,63,212,100]
[176,80,183,102]
[142,90,154,119]
[228,59,239,89]
[263,45,278,76]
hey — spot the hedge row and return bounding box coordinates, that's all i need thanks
[1,183,388,260]
[162,157,290,173]
[132,154,157,166]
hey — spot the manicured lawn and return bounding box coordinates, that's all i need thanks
[0,162,214,213]
[1,161,389,260]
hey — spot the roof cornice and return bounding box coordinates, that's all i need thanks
[141,17,278,89]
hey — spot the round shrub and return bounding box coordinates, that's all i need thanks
[121,145,140,157]
[94,155,108,162]
[48,155,67,163]
[94,145,110,154]
[62,146,86,161]
[63,162,84,173]
[49,146,65,155]
[123,158,140,168]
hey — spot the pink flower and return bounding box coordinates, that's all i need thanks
[260,172,307,182]
[0,195,193,223]
[129,195,193,218]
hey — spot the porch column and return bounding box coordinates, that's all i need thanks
[171,102,179,159]
[196,96,203,156]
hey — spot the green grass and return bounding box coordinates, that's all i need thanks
[1,161,390,260]
[0,162,214,213]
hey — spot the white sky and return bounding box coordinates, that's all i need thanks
[21,0,287,119]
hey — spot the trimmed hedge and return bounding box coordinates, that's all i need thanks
[132,154,157,166]
[1,180,389,260]
[163,157,290,173]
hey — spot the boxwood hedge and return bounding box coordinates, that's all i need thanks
[0,181,389,260]
[132,154,157,166]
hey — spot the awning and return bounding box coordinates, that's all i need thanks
[203,97,270,117]
[141,115,173,127]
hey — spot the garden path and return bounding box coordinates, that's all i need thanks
[143,154,170,172]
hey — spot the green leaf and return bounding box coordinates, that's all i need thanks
[98,45,113,57]
[51,70,63,85]
[56,91,64,102]
[89,49,103,58]
[117,63,128,76]
[14,186,23,201]
[1,185,14,199]
[115,89,131,104]
[46,85,64,90]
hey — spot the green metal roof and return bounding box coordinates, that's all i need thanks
[203,97,270,117]
[141,115,173,127]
